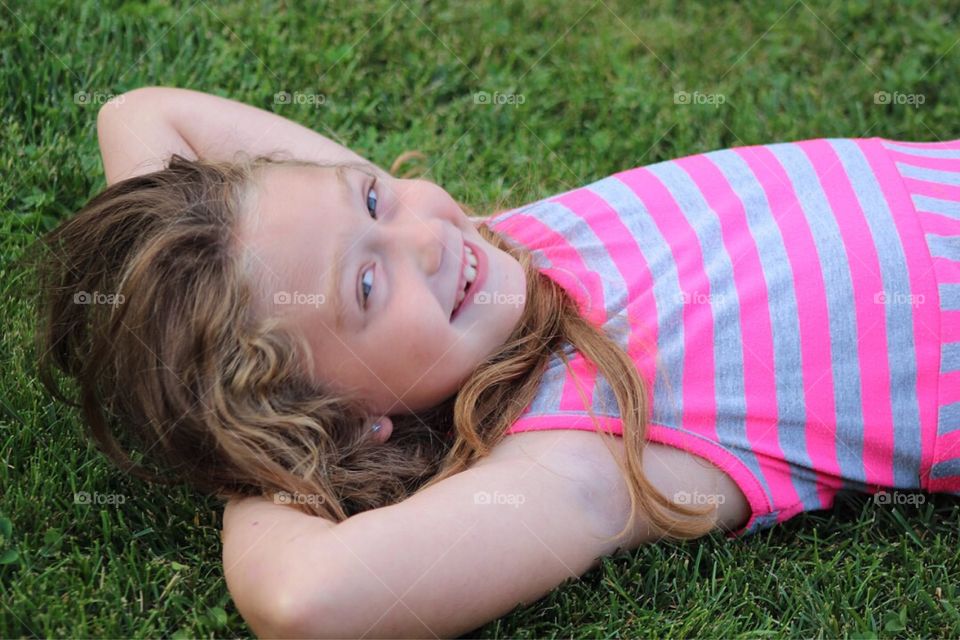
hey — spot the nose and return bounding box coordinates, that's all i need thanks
[389,214,445,277]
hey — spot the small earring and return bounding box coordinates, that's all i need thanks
[371,422,382,433]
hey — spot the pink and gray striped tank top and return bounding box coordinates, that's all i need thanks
[482,137,960,538]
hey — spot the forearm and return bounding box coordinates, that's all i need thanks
[150,87,370,164]
[98,86,376,185]
[223,447,618,638]
[276,472,609,638]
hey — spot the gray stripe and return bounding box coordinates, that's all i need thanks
[913,195,960,221]
[588,178,685,428]
[485,205,526,227]
[523,198,633,419]
[897,162,960,187]
[832,139,924,488]
[943,342,960,374]
[529,345,569,415]
[512,189,658,421]
[710,149,805,508]
[643,161,768,510]
[485,206,572,416]
[744,512,781,535]
[487,206,567,416]
[941,284,960,311]
[769,143,869,498]
[881,141,960,159]
[931,457,960,479]
[938,402,960,436]
[485,207,552,274]
[927,234,960,261]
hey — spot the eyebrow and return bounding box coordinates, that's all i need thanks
[329,167,353,333]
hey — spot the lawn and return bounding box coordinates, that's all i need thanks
[2,0,960,636]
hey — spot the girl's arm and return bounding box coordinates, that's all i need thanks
[96,86,378,186]
[222,443,644,638]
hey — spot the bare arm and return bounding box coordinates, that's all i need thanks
[96,86,379,186]
[222,437,646,638]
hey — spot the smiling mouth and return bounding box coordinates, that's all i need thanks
[451,243,478,319]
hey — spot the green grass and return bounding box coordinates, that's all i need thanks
[2,0,960,636]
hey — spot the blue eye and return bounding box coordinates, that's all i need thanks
[360,179,379,309]
[366,183,378,218]
[360,178,377,309]
[361,266,374,309]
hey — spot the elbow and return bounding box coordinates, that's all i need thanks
[236,581,333,639]
[222,497,354,638]
[247,589,315,639]
[263,576,433,639]
[233,564,356,639]
[225,551,339,638]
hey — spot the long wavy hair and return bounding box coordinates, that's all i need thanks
[31,151,718,543]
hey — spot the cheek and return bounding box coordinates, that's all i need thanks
[389,278,451,329]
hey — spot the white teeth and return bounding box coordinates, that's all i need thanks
[453,244,479,318]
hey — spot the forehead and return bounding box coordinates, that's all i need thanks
[253,163,343,218]
[237,163,351,322]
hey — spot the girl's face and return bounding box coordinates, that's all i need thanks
[238,163,527,435]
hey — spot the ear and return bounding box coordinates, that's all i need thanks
[369,415,394,444]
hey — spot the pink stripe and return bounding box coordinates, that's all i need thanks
[860,138,943,489]
[489,213,603,416]
[557,357,601,414]
[934,257,960,283]
[503,414,625,433]
[882,139,960,149]
[491,213,606,326]
[615,169,719,443]
[930,429,960,492]
[803,139,894,487]
[943,311,960,342]
[775,500,814,529]
[901,177,960,202]
[674,153,801,507]
[542,195,611,414]
[736,145,836,504]
[918,210,960,236]
[885,150,960,172]
[942,371,960,405]
[932,477,960,493]
[553,188,660,387]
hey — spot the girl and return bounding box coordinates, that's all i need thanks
[35,86,959,638]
